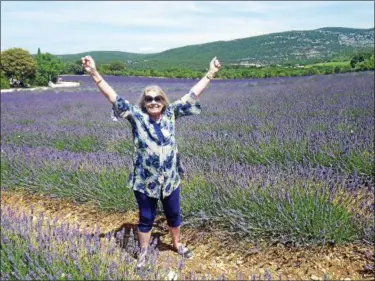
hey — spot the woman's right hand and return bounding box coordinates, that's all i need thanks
[81,56,97,75]
[209,57,221,73]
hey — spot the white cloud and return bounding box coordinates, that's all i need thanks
[1,1,373,54]
[3,1,204,28]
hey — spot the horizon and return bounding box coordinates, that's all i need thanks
[1,1,374,55]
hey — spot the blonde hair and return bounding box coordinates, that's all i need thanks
[139,85,170,113]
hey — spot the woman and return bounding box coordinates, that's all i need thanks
[81,55,221,267]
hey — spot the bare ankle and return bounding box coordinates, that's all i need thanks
[173,242,181,249]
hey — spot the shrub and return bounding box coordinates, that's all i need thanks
[1,72,10,89]
[32,73,49,86]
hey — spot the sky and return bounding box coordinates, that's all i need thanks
[1,1,374,55]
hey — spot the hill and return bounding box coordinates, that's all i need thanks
[55,27,374,69]
[56,51,146,65]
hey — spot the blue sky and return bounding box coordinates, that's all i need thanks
[1,1,374,55]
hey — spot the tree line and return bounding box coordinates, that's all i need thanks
[1,48,374,89]
[61,50,375,79]
[1,48,64,89]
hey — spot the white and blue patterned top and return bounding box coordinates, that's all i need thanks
[112,92,201,199]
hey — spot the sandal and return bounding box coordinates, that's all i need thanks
[135,247,148,269]
[177,245,193,259]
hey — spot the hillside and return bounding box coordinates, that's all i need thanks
[56,51,146,65]
[56,27,374,69]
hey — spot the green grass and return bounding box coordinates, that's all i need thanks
[57,119,84,126]
[180,174,216,220]
[53,136,100,152]
[17,119,35,126]
[4,132,133,155]
[305,61,350,68]
[105,139,134,154]
[1,159,135,211]
[215,180,359,245]
[179,137,373,177]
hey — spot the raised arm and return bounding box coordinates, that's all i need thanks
[190,57,221,98]
[81,56,117,103]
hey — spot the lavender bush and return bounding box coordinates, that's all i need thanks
[0,205,182,280]
[1,72,374,246]
[1,205,314,280]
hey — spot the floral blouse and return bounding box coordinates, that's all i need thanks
[112,92,201,199]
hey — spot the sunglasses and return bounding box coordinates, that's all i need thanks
[144,95,164,103]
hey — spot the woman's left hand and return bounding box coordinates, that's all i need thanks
[209,57,221,73]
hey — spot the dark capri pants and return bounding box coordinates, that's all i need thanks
[134,187,181,232]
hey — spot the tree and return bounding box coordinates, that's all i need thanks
[350,51,373,68]
[108,61,125,71]
[0,48,37,84]
[350,55,360,68]
[37,47,41,55]
[0,70,10,89]
[35,52,64,84]
[63,61,84,75]
[355,55,374,71]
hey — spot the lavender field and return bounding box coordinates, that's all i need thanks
[1,72,374,279]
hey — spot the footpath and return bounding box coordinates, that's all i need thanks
[1,81,80,94]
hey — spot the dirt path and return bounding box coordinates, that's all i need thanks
[1,190,374,280]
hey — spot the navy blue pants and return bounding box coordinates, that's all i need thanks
[134,187,181,233]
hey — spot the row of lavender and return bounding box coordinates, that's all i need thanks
[2,204,322,280]
[2,73,373,175]
[1,72,374,245]
[2,143,373,245]
[1,204,191,280]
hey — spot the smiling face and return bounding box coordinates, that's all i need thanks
[139,85,170,120]
[144,90,165,117]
